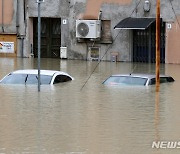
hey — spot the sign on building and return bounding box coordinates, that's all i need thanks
[0,42,15,53]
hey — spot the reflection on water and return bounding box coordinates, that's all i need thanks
[0,57,180,154]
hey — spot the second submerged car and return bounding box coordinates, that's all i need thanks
[103,74,174,86]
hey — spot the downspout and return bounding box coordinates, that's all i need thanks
[16,0,25,57]
[22,0,26,57]
[24,0,27,35]
[21,37,24,57]
[16,0,19,35]
[98,10,102,20]
[2,0,4,32]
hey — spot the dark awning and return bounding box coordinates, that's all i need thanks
[114,17,156,30]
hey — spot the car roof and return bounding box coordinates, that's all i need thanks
[11,69,70,76]
[111,73,171,79]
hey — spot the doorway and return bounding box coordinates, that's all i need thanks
[33,18,61,58]
[133,21,165,63]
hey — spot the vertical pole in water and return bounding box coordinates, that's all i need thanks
[156,0,160,92]
[38,1,41,92]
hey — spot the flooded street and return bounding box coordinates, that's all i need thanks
[0,57,180,154]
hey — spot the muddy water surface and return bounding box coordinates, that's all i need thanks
[0,58,180,154]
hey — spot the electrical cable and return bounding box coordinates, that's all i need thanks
[80,0,142,90]
[80,30,121,90]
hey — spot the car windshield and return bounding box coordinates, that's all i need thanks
[103,76,148,86]
[0,74,52,85]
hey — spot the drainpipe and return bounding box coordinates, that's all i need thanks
[24,0,27,35]
[16,0,25,57]
[98,10,102,20]
[16,0,19,35]
[2,0,4,32]
[21,37,24,57]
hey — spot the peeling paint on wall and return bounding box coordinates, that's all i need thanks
[83,0,132,19]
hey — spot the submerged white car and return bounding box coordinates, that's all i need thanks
[0,69,74,85]
[103,74,175,86]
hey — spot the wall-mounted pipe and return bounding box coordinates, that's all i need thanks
[2,0,4,32]
[21,37,24,57]
[98,10,102,20]
[24,0,26,22]
[24,0,27,36]
[16,0,19,35]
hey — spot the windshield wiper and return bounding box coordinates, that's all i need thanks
[25,75,28,83]
[36,75,41,84]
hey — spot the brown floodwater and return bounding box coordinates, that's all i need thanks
[0,57,180,154]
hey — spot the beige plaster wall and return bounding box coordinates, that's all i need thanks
[83,0,132,19]
[166,17,180,64]
[0,0,13,25]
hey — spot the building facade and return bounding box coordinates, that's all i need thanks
[0,0,180,64]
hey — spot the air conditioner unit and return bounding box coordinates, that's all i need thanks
[76,20,101,39]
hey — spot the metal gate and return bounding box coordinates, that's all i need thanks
[133,22,165,63]
[33,18,61,58]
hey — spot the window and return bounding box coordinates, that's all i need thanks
[149,77,175,85]
[167,77,175,82]
[149,78,156,85]
[25,74,37,84]
[53,75,72,84]
[103,76,147,86]
[0,74,52,85]
[1,74,27,84]
[25,74,52,85]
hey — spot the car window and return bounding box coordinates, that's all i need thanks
[26,74,52,84]
[166,77,175,82]
[25,74,38,84]
[103,76,147,86]
[0,74,27,84]
[160,77,168,83]
[40,75,52,84]
[128,77,147,85]
[149,77,175,85]
[149,78,156,85]
[0,74,52,85]
[53,75,72,84]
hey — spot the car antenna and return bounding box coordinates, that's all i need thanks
[130,64,136,75]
